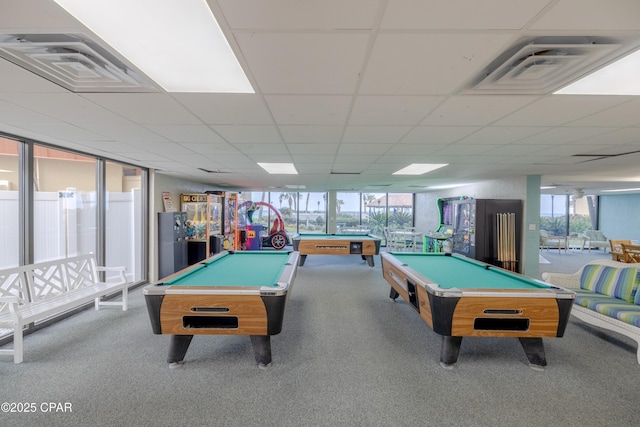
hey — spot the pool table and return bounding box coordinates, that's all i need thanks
[292,233,382,267]
[144,250,299,368]
[381,252,575,369]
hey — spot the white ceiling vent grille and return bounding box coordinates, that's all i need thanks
[0,33,158,93]
[464,36,634,95]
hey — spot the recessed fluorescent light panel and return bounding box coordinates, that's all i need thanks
[393,163,448,175]
[53,0,254,93]
[601,187,640,193]
[555,48,640,95]
[427,183,471,190]
[258,163,298,175]
[540,186,557,190]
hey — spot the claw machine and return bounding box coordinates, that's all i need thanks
[181,193,224,264]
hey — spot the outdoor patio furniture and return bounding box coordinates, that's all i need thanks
[582,230,609,253]
[609,239,631,261]
[622,243,640,263]
[539,230,566,253]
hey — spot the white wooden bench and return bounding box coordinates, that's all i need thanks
[0,254,128,363]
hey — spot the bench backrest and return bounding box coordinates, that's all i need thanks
[26,255,99,302]
[1,255,100,308]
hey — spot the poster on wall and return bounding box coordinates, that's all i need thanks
[162,192,175,212]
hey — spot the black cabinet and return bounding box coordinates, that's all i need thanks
[158,212,188,278]
[444,198,522,272]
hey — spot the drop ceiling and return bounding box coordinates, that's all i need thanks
[1,0,640,196]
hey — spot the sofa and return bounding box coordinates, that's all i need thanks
[582,230,609,253]
[542,259,640,363]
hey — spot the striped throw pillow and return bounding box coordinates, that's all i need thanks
[580,265,638,303]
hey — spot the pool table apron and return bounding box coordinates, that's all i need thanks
[296,238,378,256]
[159,292,269,335]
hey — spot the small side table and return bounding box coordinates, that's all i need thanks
[567,235,586,252]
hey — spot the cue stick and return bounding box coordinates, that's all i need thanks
[497,213,501,261]
[497,213,503,262]
[499,213,502,261]
[499,213,504,261]
[510,213,515,262]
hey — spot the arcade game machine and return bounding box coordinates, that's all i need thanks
[180,193,223,264]
[237,201,289,250]
[423,197,458,253]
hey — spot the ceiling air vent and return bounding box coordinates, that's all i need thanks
[0,33,157,93]
[464,36,634,95]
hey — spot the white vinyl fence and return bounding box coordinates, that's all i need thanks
[0,189,142,283]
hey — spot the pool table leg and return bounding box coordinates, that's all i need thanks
[440,336,463,368]
[298,255,307,266]
[168,334,193,365]
[518,337,547,369]
[389,287,400,300]
[364,255,375,267]
[250,335,272,369]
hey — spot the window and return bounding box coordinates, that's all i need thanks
[33,146,96,262]
[336,192,360,233]
[297,192,327,233]
[540,194,597,237]
[106,162,145,282]
[0,137,19,268]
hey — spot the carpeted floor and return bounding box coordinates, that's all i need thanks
[1,252,638,427]
[538,247,613,275]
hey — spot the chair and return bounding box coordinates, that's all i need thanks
[539,230,566,253]
[621,243,640,263]
[609,239,631,262]
[392,230,410,252]
[582,230,609,253]
[383,227,394,251]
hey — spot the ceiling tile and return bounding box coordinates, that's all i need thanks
[421,95,538,126]
[219,0,380,30]
[349,95,442,125]
[266,95,352,125]
[211,125,283,143]
[359,33,514,95]
[342,125,411,143]
[236,33,369,94]
[381,0,552,30]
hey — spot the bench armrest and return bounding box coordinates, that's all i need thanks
[541,271,582,289]
[95,265,127,284]
[0,296,22,321]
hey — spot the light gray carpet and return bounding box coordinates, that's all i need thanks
[1,253,638,426]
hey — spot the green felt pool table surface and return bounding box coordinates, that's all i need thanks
[163,251,291,288]
[389,252,549,290]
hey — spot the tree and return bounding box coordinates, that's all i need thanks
[362,193,376,213]
[279,192,298,212]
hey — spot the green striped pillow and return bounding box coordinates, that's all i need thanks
[580,265,638,303]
